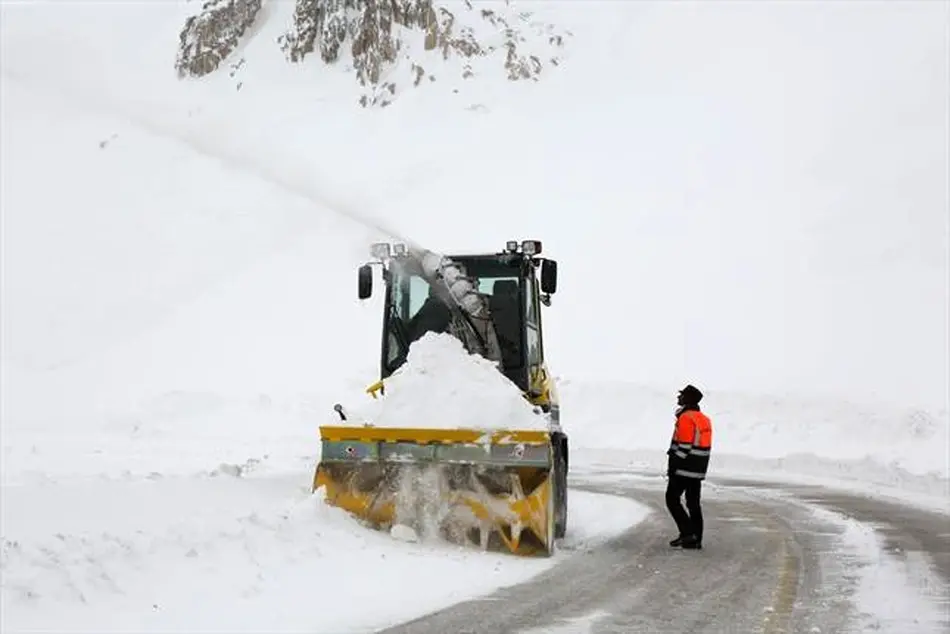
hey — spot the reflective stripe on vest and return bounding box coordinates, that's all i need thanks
[671,410,713,479]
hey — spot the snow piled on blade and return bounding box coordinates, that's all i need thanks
[343,332,549,431]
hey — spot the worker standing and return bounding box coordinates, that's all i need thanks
[666,384,713,549]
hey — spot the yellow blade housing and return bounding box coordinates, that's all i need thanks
[313,425,556,556]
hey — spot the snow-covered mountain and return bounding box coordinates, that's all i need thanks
[1,0,947,631]
[176,0,568,107]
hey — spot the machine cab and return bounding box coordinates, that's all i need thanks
[358,240,558,398]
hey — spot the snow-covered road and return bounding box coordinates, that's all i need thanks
[380,470,950,634]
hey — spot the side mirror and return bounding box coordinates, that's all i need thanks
[358,264,373,299]
[540,259,557,294]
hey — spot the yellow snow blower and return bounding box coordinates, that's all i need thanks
[312,240,568,556]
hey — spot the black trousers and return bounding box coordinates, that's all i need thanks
[665,474,703,540]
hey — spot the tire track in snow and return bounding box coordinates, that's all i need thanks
[717,476,950,633]
[762,514,801,634]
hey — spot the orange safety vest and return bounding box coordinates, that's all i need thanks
[668,409,713,479]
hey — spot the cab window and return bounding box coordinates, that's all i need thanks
[525,276,541,365]
[524,277,539,326]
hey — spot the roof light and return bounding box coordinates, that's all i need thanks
[521,240,542,256]
[370,242,391,260]
[393,243,407,256]
[506,240,519,253]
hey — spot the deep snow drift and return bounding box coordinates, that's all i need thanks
[1,470,648,634]
[560,380,949,505]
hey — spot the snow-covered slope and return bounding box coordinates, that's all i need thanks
[560,380,949,505]
[1,472,645,633]
[0,4,648,631]
[3,0,946,411]
[1,0,947,631]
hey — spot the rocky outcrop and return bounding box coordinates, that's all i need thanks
[175,0,263,78]
[279,0,439,86]
[175,0,570,106]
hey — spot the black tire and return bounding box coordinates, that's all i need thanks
[554,435,568,539]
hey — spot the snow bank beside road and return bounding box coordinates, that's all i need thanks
[0,473,648,634]
[560,379,949,497]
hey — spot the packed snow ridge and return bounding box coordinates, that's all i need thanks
[176,0,570,106]
[342,332,550,431]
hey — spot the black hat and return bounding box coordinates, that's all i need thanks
[678,384,703,404]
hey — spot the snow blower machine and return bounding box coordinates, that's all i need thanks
[312,240,568,556]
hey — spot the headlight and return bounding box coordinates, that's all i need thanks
[521,240,542,256]
[370,242,391,260]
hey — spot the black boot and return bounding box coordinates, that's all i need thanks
[681,534,702,549]
[669,535,684,547]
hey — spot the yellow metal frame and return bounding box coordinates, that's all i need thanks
[365,380,385,399]
[318,425,551,445]
[312,350,561,557]
[314,461,555,556]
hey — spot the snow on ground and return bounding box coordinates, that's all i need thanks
[0,72,380,487]
[756,487,949,634]
[559,380,950,479]
[579,471,949,634]
[1,470,648,634]
[1,0,947,631]
[559,380,949,511]
[815,506,948,634]
[2,1,945,471]
[3,0,946,413]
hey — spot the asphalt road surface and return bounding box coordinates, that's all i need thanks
[377,471,950,634]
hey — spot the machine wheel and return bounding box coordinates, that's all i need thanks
[545,473,557,556]
[553,434,568,539]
